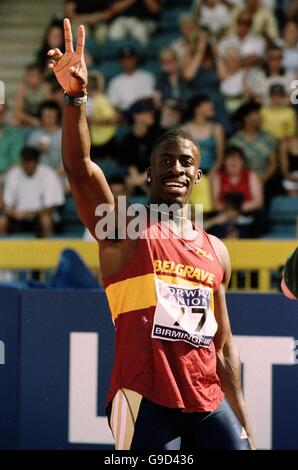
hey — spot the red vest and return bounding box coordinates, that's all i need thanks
[103,222,224,412]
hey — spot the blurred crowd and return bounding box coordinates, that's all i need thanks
[1,0,298,239]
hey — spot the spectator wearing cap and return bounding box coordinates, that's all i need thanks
[0,146,64,237]
[231,0,279,42]
[261,46,296,104]
[260,84,296,139]
[117,98,159,196]
[229,101,277,187]
[107,0,162,47]
[281,247,298,300]
[107,46,155,112]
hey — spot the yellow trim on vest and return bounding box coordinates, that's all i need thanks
[105,273,156,320]
[106,272,215,320]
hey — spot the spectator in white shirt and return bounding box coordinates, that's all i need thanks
[0,147,64,237]
[107,46,155,112]
[282,21,298,74]
[218,9,265,58]
[193,0,231,38]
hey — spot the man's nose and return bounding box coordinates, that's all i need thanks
[169,159,185,175]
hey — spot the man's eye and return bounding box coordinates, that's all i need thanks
[161,159,170,165]
[182,160,192,166]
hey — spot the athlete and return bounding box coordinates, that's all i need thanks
[281,247,298,300]
[48,19,255,450]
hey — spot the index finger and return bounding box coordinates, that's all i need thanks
[75,25,85,56]
[64,18,74,53]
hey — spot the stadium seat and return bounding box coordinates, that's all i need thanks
[96,61,123,84]
[147,32,181,58]
[60,195,85,238]
[96,38,143,62]
[263,196,298,239]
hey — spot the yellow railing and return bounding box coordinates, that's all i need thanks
[0,239,296,292]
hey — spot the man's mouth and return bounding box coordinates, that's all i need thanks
[162,179,188,193]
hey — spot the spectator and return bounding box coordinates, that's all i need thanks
[86,71,119,161]
[35,20,65,77]
[13,64,51,128]
[182,31,231,131]
[229,100,278,200]
[260,83,296,139]
[0,104,25,177]
[159,100,183,132]
[171,13,200,63]
[0,147,64,237]
[281,21,298,74]
[218,9,265,59]
[155,48,189,109]
[219,47,246,113]
[64,0,113,44]
[210,145,263,212]
[27,100,63,172]
[231,0,279,42]
[182,95,225,174]
[107,46,155,112]
[108,0,162,47]
[262,46,296,104]
[279,136,298,196]
[192,0,231,38]
[119,98,159,195]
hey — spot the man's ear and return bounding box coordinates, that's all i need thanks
[195,169,202,184]
[147,167,152,181]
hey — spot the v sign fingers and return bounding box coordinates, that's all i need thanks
[64,18,74,53]
[75,25,85,57]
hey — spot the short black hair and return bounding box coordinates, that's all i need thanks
[150,128,200,163]
[225,145,246,162]
[21,146,40,162]
[188,94,212,118]
[39,100,62,121]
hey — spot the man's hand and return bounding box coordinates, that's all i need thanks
[48,18,87,97]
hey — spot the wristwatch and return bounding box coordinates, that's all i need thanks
[64,91,88,106]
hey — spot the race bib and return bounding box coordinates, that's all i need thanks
[152,278,218,348]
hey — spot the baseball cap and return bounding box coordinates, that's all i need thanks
[281,247,298,300]
[118,46,137,59]
[269,83,286,96]
[129,98,154,114]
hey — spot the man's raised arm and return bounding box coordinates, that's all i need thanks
[48,19,114,235]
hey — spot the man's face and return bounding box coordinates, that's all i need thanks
[22,160,38,177]
[41,108,59,128]
[224,153,244,176]
[148,138,201,206]
[133,110,155,127]
[120,55,137,73]
[237,13,252,37]
[245,110,261,128]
